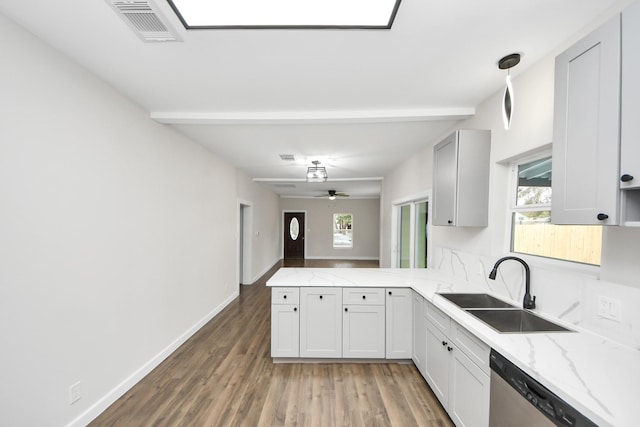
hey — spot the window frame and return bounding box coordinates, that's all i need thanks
[505,150,602,271]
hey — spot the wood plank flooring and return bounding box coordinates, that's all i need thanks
[90,260,453,427]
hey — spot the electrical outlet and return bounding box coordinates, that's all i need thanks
[597,296,622,322]
[69,381,81,405]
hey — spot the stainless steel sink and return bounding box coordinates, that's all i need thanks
[467,309,573,333]
[438,293,517,309]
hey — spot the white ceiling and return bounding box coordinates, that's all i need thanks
[0,0,624,198]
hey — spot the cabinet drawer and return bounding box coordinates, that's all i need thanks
[451,320,490,375]
[342,288,385,305]
[272,287,300,304]
[425,300,450,334]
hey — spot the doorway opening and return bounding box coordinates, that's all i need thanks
[238,201,252,286]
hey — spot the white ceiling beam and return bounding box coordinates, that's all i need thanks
[150,108,475,125]
[253,177,384,182]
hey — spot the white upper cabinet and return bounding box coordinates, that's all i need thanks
[552,15,621,225]
[432,130,491,227]
[621,1,640,191]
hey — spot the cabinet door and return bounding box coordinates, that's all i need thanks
[386,288,412,359]
[552,15,621,225]
[342,305,385,358]
[449,347,490,427]
[271,304,299,358]
[300,288,342,358]
[425,320,450,408]
[621,1,640,190]
[433,133,458,226]
[412,291,427,377]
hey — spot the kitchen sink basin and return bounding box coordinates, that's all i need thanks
[438,293,517,309]
[467,309,573,333]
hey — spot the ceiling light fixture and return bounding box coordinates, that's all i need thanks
[498,53,521,130]
[306,160,328,182]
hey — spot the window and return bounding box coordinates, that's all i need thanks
[510,155,602,265]
[333,213,353,248]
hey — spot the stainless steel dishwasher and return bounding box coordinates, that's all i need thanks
[489,350,598,426]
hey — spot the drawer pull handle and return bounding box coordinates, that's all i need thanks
[447,346,453,352]
[597,213,609,221]
[442,341,447,346]
[621,174,634,182]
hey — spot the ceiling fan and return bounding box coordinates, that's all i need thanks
[316,190,349,200]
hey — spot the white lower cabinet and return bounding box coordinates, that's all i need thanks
[271,304,299,357]
[449,347,490,427]
[343,304,386,358]
[424,301,490,427]
[386,288,413,358]
[271,288,299,358]
[412,291,426,376]
[299,287,342,358]
[425,321,451,406]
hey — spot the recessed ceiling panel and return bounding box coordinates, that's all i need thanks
[167,0,401,29]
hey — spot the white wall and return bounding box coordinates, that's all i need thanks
[0,14,242,427]
[236,172,281,282]
[280,198,380,260]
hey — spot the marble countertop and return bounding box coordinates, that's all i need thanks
[267,267,639,427]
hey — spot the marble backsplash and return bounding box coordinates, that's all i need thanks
[431,247,640,351]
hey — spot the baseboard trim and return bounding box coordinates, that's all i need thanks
[65,290,239,427]
[245,257,281,285]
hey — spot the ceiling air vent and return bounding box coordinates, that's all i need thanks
[279,154,296,161]
[106,0,181,42]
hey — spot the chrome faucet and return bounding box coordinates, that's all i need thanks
[488,256,536,310]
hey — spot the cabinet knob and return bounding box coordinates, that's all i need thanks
[447,346,453,352]
[388,291,392,295]
[621,174,634,182]
[345,307,348,312]
[597,213,609,221]
[447,220,453,224]
[283,295,287,299]
[319,295,323,300]
[442,341,447,346]
[293,307,297,312]
[362,295,366,299]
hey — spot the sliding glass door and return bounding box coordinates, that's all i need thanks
[398,200,428,268]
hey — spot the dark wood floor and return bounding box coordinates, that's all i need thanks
[90,259,453,427]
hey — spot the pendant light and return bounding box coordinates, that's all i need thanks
[498,53,521,130]
[306,160,328,182]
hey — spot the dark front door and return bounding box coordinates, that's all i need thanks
[284,212,305,259]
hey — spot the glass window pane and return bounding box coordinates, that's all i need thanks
[511,212,602,265]
[415,202,428,268]
[333,213,353,248]
[289,217,299,240]
[517,156,552,206]
[399,205,410,268]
